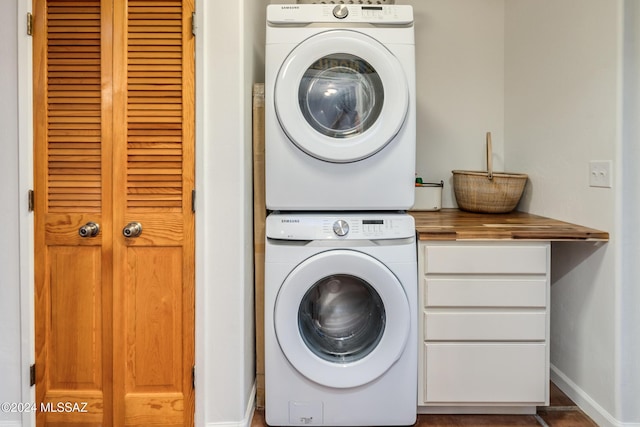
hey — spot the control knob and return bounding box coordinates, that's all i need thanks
[332,5,349,19]
[333,219,349,237]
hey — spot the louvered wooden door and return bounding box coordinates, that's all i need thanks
[33,1,195,426]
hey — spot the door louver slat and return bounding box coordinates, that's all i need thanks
[127,0,184,211]
[46,0,102,212]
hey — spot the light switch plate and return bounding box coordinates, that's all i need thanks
[589,160,612,188]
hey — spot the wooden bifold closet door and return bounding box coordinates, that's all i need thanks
[32,0,195,425]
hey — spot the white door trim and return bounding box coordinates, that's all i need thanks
[17,0,35,426]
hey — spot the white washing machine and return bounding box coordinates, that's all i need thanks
[265,212,417,426]
[265,4,416,211]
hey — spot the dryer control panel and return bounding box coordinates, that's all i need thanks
[266,213,415,240]
[267,4,413,26]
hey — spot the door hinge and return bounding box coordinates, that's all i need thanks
[191,12,196,37]
[191,189,196,213]
[30,364,35,387]
[28,190,34,212]
[26,12,33,36]
[192,365,196,389]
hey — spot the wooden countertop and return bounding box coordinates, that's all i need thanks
[409,209,609,241]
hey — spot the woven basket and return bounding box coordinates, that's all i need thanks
[452,133,527,213]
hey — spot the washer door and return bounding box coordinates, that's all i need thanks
[274,30,409,163]
[274,250,410,388]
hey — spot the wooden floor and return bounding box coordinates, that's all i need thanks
[251,382,598,427]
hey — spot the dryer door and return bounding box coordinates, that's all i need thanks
[274,30,409,163]
[274,249,410,389]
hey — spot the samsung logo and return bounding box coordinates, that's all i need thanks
[280,5,299,9]
[281,219,300,223]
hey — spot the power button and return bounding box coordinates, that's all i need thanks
[333,5,349,19]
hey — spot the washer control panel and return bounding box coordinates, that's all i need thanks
[266,213,415,240]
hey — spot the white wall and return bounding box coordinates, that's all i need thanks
[195,0,266,426]
[504,1,633,425]
[408,0,505,207]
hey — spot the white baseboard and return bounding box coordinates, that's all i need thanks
[551,364,640,427]
[204,381,256,427]
[0,422,22,427]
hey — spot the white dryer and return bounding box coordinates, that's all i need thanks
[265,212,417,426]
[265,4,416,211]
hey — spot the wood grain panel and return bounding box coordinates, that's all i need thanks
[42,390,103,425]
[121,213,184,246]
[43,213,104,245]
[126,247,183,391]
[49,246,103,388]
[125,393,184,426]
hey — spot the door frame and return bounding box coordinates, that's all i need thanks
[17,0,36,425]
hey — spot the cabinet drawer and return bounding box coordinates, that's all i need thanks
[424,245,548,274]
[424,343,546,403]
[424,311,546,341]
[425,278,547,307]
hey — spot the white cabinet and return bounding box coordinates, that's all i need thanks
[418,242,550,414]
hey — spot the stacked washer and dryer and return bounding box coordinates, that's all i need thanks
[264,4,418,426]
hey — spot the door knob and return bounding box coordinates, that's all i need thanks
[122,222,143,238]
[78,222,100,238]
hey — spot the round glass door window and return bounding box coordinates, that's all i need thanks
[274,29,409,162]
[298,274,386,364]
[274,249,410,388]
[299,54,384,140]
